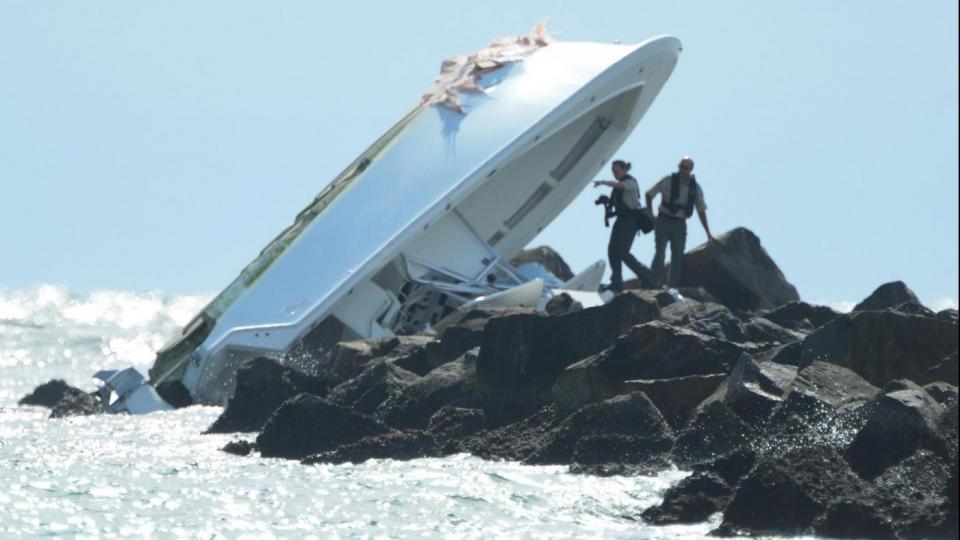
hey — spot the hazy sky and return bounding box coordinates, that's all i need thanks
[1,1,957,310]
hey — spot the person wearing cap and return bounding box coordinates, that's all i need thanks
[593,159,653,292]
[645,156,715,288]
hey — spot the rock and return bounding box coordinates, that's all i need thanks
[376,351,481,429]
[50,391,103,418]
[428,406,486,440]
[394,314,502,376]
[740,317,807,345]
[692,448,758,488]
[477,291,660,422]
[327,360,420,415]
[719,446,870,536]
[673,400,753,466]
[222,440,255,456]
[543,293,582,316]
[758,340,804,366]
[923,381,958,405]
[510,245,574,281]
[553,322,739,413]
[321,336,429,385]
[672,227,800,311]
[256,394,391,459]
[19,379,89,408]
[845,381,949,479]
[920,351,959,386]
[814,500,897,539]
[868,449,954,538]
[621,374,726,430]
[206,357,330,434]
[458,405,565,462]
[853,280,921,312]
[798,309,958,387]
[526,392,674,466]
[641,472,733,525]
[302,430,441,465]
[568,433,673,476]
[937,308,958,324]
[890,301,937,317]
[715,355,798,427]
[762,301,839,330]
[155,380,194,408]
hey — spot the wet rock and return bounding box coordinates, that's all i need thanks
[937,308,958,324]
[889,301,937,317]
[50,391,103,418]
[852,280,921,312]
[206,357,329,434]
[673,400,753,466]
[641,472,733,525]
[510,245,574,281]
[568,433,673,476]
[798,309,958,387]
[19,379,88,408]
[396,309,522,376]
[715,355,798,427]
[543,293,582,316]
[920,351,959,386]
[868,449,954,538]
[256,393,390,459]
[719,446,870,536]
[377,351,481,429]
[428,406,486,440]
[691,448,758,488]
[302,430,441,465]
[814,500,897,539]
[526,392,674,466]
[477,292,660,422]
[754,340,804,367]
[327,360,420,415]
[322,336,429,385]
[845,380,949,479]
[222,440,255,456]
[923,381,958,405]
[458,405,565,462]
[672,227,800,311]
[155,380,194,409]
[553,322,739,413]
[762,301,839,330]
[621,374,726,430]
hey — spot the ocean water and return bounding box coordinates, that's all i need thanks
[0,285,720,538]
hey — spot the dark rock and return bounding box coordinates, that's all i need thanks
[846,381,949,479]
[675,287,721,304]
[256,394,390,459]
[740,317,806,345]
[19,379,88,408]
[222,440,255,456]
[853,280,921,312]
[321,336,429,384]
[868,449,953,538]
[206,357,330,434]
[477,292,660,422]
[641,472,733,525]
[673,400,753,466]
[920,351,959,386]
[798,309,958,387]
[428,406,486,440]
[377,351,481,429]
[762,301,839,330]
[621,374,726,430]
[889,301,936,317]
[937,308,958,324]
[815,500,897,539]
[394,313,505,376]
[510,245,574,281]
[458,405,565,462]
[715,355,798,427]
[327,360,420,415]
[302,430,441,465]
[754,340,804,367]
[50,391,103,418]
[672,227,800,311]
[692,448,758,487]
[526,392,674,466]
[553,322,739,413]
[155,380,194,409]
[543,293,582,316]
[719,446,870,536]
[568,433,673,476]
[923,381,958,405]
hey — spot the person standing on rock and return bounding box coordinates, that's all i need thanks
[646,156,715,288]
[593,160,653,292]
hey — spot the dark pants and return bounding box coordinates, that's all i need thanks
[608,214,652,291]
[650,215,687,287]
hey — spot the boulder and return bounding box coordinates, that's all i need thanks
[526,392,674,466]
[920,351,959,386]
[620,374,726,430]
[428,406,486,440]
[327,360,420,416]
[671,227,800,311]
[714,355,798,427]
[798,309,958,387]
[761,301,839,330]
[845,380,949,479]
[719,446,871,536]
[814,500,897,540]
[222,440,255,456]
[923,381,958,405]
[256,393,390,459]
[553,322,739,413]
[206,357,330,434]
[20,379,103,418]
[458,405,565,462]
[510,245,574,281]
[155,380,194,409]
[302,430,441,465]
[477,291,660,422]
[396,310,520,376]
[641,472,733,525]
[673,400,753,466]
[692,448,758,488]
[937,308,958,324]
[376,351,481,429]
[852,280,921,312]
[568,433,674,476]
[867,449,954,538]
[543,293,582,316]
[320,336,430,385]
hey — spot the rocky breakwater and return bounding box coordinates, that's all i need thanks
[20,228,958,538]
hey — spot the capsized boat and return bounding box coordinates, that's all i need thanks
[143,28,682,407]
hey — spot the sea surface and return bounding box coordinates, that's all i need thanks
[1,285,740,538]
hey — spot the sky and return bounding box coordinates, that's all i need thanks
[1,1,957,311]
